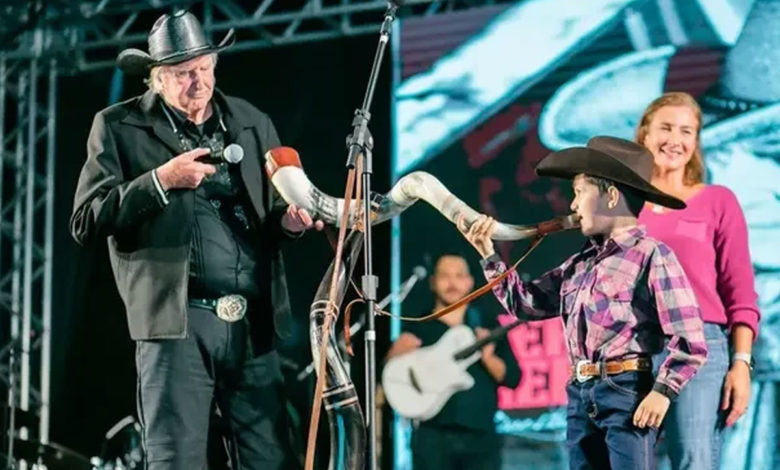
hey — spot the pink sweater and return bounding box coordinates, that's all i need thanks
[639,185,760,337]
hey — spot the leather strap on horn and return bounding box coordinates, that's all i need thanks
[387,235,545,323]
[305,160,359,470]
[343,234,546,355]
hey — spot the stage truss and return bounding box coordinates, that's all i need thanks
[0,0,514,445]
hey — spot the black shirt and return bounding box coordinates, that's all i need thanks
[160,101,265,299]
[403,308,521,433]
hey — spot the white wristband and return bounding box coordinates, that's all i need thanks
[732,352,753,370]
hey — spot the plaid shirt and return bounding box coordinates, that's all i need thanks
[481,226,707,396]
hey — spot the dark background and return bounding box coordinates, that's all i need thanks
[51,34,393,467]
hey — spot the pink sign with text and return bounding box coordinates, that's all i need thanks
[497,315,569,409]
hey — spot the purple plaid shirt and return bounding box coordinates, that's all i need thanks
[481,226,707,396]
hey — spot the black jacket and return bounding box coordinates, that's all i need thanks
[70,89,294,340]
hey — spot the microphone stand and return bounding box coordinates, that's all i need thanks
[343,3,399,469]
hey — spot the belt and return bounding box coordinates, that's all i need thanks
[570,357,652,383]
[189,294,248,322]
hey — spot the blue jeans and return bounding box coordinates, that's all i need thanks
[566,370,658,470]
[658,323,729,470]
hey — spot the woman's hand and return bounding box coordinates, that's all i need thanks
[722,360,751,427]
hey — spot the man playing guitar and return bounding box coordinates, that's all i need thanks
[384,254,521,470]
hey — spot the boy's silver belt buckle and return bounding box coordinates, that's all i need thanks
[575,359,594,383]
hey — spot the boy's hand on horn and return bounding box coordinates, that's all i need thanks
[457,214,496,259]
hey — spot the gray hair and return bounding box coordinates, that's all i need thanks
[145,53,218,93]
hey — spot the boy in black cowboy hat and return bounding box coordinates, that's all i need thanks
[457,136,708,470]
[71,10,321,470]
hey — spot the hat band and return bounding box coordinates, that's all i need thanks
[152,44,215,64]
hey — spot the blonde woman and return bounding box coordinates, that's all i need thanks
[636,92,760,470]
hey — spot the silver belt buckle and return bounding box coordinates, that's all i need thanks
[216,294,247,322]
[575,359,594,383]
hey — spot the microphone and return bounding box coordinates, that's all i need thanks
[198,143,244,164]
[221,143,244,163]
[378,265,426,310]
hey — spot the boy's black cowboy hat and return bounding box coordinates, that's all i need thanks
[535,136,686,209]
[116,10,234,75]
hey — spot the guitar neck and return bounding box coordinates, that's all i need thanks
[452,318,523,360]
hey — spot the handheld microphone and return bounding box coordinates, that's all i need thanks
[220,143,244,164]
[198,143,244,164]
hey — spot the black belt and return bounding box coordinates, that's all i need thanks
[188,294,248,322]
[189,298,219,311]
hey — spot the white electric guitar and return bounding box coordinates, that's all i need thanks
[382,319,521,421]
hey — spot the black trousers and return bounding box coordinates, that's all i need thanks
[135,306,297,470]
[412,425,502,470]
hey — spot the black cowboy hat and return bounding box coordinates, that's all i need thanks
[116,10,234,75]
[535,136,686,209]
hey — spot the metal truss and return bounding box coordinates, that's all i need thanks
[1,0,514,73]
[0,56,57,442]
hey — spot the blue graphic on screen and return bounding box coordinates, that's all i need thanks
[394,0,633,176]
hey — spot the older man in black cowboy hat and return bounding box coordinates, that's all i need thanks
[70,10,320,470]
[458,136,708,470]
